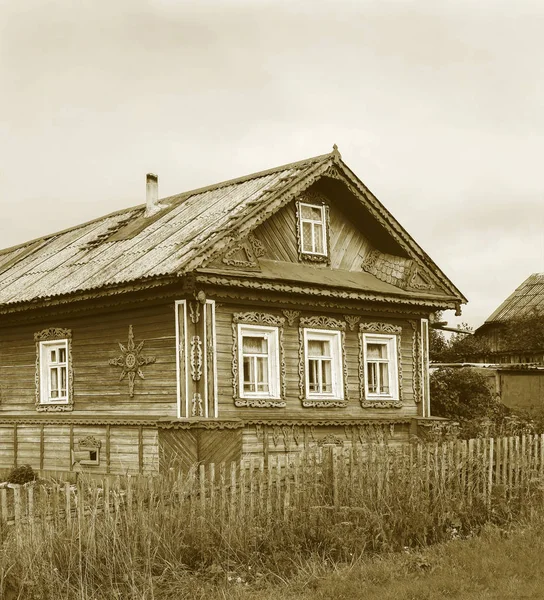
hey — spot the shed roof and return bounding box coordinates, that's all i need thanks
[484,273,544,325]
[0,147,466,311]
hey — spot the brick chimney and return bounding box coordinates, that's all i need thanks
[145,173,160,217]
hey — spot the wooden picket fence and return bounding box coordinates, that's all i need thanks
[2,433,544,529]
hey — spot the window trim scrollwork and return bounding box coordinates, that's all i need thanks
[231,312,286,408]
[358,322,403,409]
[35,328,74,412]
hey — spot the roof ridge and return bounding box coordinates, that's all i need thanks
[0,150,334,258]
[159,151,333,204]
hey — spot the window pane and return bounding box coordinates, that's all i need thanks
[50,349,57,363]
[243,336,267,354]
[302,221,313,252]
[367,343,388,359]
[313,223,324,254]
[321,359,332,392]
[60,367,67,395]
[379,363,390,393]
[301,205,322,220]
[257,356,269,392]
[50,368,58,397]
[308,339,330,357]
[308,359,319,391]
[243,356,255,392]
[367,362,377,393]
[59,348,66,363]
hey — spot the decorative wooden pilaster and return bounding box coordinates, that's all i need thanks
[177,296,217,418]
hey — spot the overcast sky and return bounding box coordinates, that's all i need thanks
[1,0,543,328]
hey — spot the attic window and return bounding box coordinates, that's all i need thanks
[297,202,329,261]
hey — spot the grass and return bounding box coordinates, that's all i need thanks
[0,443,543,598]
[203,516,544,600]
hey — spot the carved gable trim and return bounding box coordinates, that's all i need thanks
[222,240,259,268]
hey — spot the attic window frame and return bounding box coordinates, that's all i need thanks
[297,201,330,263]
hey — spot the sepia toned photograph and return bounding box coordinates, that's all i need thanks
[0,1,543,598]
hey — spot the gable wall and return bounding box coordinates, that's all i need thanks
[251,198,373,271]
[0,301,178,417]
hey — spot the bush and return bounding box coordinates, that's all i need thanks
[430,367,511,438]
[7,464,36,485]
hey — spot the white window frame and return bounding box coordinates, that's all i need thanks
[298,202,328,257]
[39,339,70,405]
[362,333,399,401]
[303,328,343,400]
[238,324,280,399]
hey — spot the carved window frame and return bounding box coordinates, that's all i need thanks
[35,328,74,412]
[358,323,403,408]
[296,200,330,263]
[298,316,348,408]
[232,312,286,408]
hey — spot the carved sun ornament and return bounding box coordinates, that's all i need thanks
[109,325,156,397]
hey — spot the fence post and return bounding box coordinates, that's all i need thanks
[487,438,494,510]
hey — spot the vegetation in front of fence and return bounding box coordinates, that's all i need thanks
[1,436,544,599]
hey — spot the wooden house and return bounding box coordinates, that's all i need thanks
[475,273,544,364]
[0,146,466,477]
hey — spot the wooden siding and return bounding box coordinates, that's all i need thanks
[251,197,373,271]
[215,301,422,420]
[240,422,412,461]
[0,423,158,476]
[0,301,178,417]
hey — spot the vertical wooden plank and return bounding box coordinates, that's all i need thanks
[69,425,74,471]
[199,464,206,515]
[0,488,7,523]
[263,427,269,468]
[106,425,111,474]
[487,437,494,509]
[65,482,72,526]
[40,424,45,472]
[138,426,144,474]
[27,486,34,525]
[467,439,474,502]
[230,461,237,521]
[239,460,246,520]
[209,463,216,518]
[14,486,21,526]
[332,446,339,507]
[508,437,514,496]
[127,475,133,518]
[13,424,17,468]
[267,455,274,518]
[220,462,227,522]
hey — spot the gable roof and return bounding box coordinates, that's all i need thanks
[0,147,466,311]
[483,273,544,325]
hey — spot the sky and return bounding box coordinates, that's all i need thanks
[1,0,543,329]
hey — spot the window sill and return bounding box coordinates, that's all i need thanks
[361,399,403,409]
[300,252,329,263]
[302,398,348,408]
[235,398,286,408]
[36,402,73,412]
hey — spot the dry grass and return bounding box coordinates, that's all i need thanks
[0,443,542,599]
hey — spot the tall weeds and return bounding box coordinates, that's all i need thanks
[0,440,542,599]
